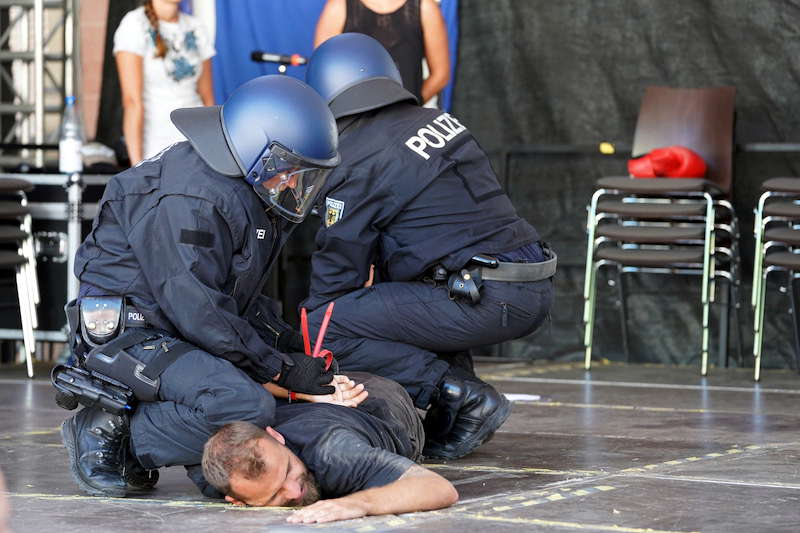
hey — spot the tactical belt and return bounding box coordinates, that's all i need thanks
[479,253,557,282]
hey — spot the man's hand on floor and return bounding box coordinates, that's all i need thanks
[286,497,368,524]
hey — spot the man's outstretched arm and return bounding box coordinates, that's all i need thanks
[286,465,458,524]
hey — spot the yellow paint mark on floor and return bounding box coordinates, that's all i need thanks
[461,513,700,533]
[492,505,512,511]
[424,463,603,476]
[7,492,290,511]
[546,493,566,501]
[385,518,406,526]
[0,428,60,440]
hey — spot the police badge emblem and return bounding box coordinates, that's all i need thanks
[325,197,345,227]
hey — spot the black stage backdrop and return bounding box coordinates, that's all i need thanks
[94,1,799,369]
[452,0,800,368]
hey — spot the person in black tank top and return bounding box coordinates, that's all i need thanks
[314,0,450,104]
[343,0,424,101]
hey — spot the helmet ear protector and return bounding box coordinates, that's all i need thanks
[244,142,338,223]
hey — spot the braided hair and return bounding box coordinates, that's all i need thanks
[143,0,168,58]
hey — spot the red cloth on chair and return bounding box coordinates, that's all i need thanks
[628,145,707,178]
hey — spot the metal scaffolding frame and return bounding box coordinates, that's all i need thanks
[0,0,80,168]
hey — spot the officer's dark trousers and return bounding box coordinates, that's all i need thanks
[307,279,553,408]
[122,330,275,469]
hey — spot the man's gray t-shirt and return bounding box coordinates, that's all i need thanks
[273,401,417,498]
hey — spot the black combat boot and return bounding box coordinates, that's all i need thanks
[121,436,159,491]
[423,367,512,460]
[61,406,128,497]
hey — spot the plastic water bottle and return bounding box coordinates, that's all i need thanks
[59,95,84,174]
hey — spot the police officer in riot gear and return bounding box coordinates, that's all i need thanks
[303,33,555,460]
[55,75,340,497]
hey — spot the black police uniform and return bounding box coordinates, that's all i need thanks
[74,141,295,469]
[302,103,554,408]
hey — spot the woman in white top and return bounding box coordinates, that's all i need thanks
[114,0,216,164]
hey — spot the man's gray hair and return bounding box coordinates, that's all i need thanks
[202,421,271,498]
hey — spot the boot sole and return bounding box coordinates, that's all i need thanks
[61,417,127,498]
[425,395,513,460]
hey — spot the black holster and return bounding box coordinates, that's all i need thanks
[447,268,483,304]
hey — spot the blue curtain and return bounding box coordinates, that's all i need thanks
[439,0,458,111]
[213,0,458,111]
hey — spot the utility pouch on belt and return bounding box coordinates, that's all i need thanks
[83,329,161,401]
[83,330,194,403]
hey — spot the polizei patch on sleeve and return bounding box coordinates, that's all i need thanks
[404,113,467,160]
[325,197,345,227]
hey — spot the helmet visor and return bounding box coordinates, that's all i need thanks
[245,143,333,222]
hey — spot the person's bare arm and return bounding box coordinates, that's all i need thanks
[197,58,215,106]
[263,375,368,407]
[420,0,450,104]
[116,51,144,165]
[314,0,346,48]
[286,465,458,524]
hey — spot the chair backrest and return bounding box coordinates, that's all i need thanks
[632,86,736,194]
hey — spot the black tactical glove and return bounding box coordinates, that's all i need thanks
[276,352,335,395]
[276,330,306,354]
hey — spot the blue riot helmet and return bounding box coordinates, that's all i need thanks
[306,33,418,119]
[171,75,340,222]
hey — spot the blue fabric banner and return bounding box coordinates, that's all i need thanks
[213,0,458,110]
[439,0,458,111]
[212,0,325,102]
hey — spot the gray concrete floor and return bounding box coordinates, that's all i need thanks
[2,361,799,532]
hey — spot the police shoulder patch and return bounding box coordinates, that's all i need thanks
[325,197,345,227]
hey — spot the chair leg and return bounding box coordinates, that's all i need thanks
[700,194,714,376]
[23,214,39,306]
[583,259,602,371]
[614,265,631,363]
[15,266,35,378]
[717,276,730,368]
[731,280,744,367]
[754,267,771,382]
[751,193,768,308]
[789,272,800,373]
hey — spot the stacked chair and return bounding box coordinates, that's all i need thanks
[0,177,39,377]
[751,177,800,381]
[583,86,740,376]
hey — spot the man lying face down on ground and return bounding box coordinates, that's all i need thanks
[202,373,458,524]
